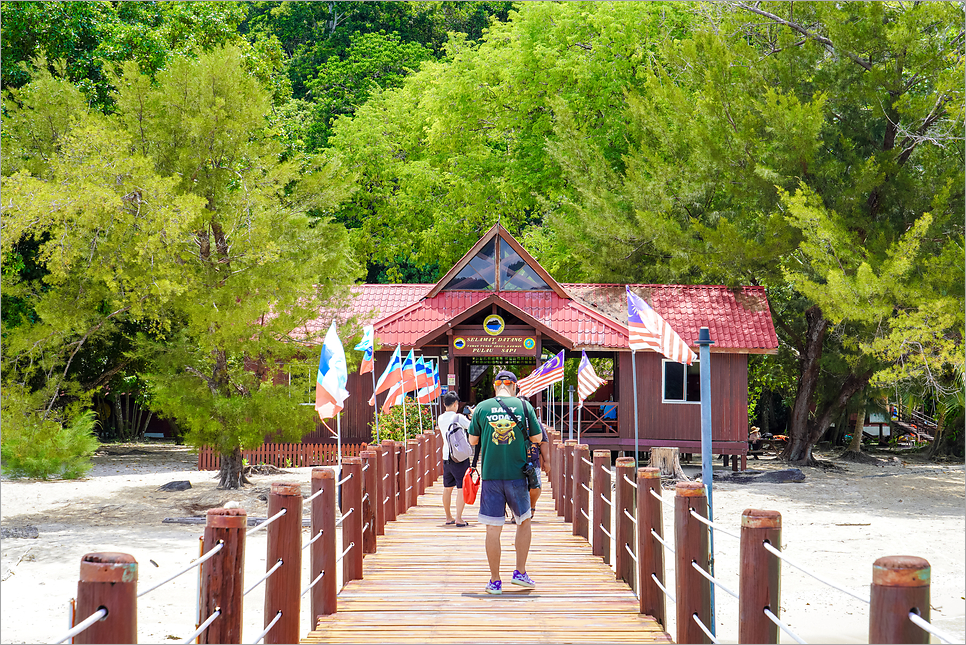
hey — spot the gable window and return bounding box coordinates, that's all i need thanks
[500,242,551,290]
[444,237,497,290]
[663,359,701,403]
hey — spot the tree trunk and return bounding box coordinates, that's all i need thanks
[116,394,127,440]
[649,447,689,481]
[782,307,827,463]
[841,395,868,460]
[218,446,251,490]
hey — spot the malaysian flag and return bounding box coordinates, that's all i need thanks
[626,286,696,364]
[577,350,606,408]
[517,350,565,398]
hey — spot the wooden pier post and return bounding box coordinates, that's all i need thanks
[870,556,931,644]
[381,440,397,524]
[310,468,337,619]
[200,508,246,643]
[360,450,378,554]
[562,440,576,523]
[553,434,564,516]
[592,450,612,564]
[406,439,419,508]
[674,481,711,645]
[264,481,302,645]
[341,458,364,585]
[638,467,665,627]
[74,552,137,644]
[573,444,591,539]
[394,442,406,516]
[614,456,637,593]
[416,434,427,496]
[739,509,781,644]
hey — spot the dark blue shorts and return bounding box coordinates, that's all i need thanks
[478,478,531,526]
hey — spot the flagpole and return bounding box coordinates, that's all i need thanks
[337,412,343,470]
[397,351,407,440]
[371,367,379,443]
[412,355,422,435]
[631,349,639,469]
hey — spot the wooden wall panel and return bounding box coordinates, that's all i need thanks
[617,352,747,444]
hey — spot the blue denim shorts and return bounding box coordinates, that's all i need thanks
[478,478,531,526]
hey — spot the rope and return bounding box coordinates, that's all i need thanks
[336,542,355,562]
[335,508,353,526]
[406,468,414,473]
[691,561,739,599]
[363,522,370,533]
[652,573,676,603]
[362,463,370,472]
[246,509,288,537]
[406,486,413,491]
[762,541,870,604]
[623,474,638,489]
[581,457,594,467]
[362,493,369,504]
[301,570,325,597]
[763,607,807,644]
[138,542,224,597]
[181,609,220,644]
[244,559,283,596]
[52,608,107,644]
[689,509,740,540]
[908,612,959,644]
[384,496,390,504]
[624,543,638,563]
[250,611,282,644]
[302,528,324,550]
[650,528,675,554]
[623,509,637,525]
[692,613,719,644]
[600,526,613,540]
[337,474,352,486]
[304,487,324,503]
[383,473,390,481]
[581,483,592,494]
[649,488,673,509]
[581,508,591,521]
[599,493,613,507]
[601,466,615,477]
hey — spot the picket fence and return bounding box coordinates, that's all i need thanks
[197,443,368,471]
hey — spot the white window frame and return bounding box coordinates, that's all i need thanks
[661,359,701,404]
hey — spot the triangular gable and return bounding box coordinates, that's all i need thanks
[426,224,569,299]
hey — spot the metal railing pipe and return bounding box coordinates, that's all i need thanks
[73,552,137,644]
[870,555,931,644]
[638,467,665,627]
[739,509,781,644]
[310,467,337,619]
[592,450,612,564]
[674,481,711,644]
[199,508,246,643]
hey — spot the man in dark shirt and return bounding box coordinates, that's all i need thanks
[468,370,543,595]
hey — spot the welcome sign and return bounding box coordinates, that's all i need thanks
[453,336,537,356]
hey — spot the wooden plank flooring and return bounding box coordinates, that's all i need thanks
[303,479,672,644]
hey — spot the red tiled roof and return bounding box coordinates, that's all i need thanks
[301,283,778,352]
[565,284,778,352]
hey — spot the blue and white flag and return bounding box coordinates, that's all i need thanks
[315,321,349,420]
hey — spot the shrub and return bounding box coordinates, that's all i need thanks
[370,398,435,443]
[1,397,99,479]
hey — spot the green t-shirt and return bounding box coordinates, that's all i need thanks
[468,396,542,481]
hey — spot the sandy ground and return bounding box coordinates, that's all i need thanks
[1,443,963,644]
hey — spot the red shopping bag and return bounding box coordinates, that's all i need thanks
[462,467,481,505]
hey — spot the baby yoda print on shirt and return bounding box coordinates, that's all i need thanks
[489,417,517,444]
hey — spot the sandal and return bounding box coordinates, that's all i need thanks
[455,521,469,527]
[445,520,456,525]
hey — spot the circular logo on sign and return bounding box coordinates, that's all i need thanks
[484,314,505,336]
[453,337,466,350]
[523,337,536,350]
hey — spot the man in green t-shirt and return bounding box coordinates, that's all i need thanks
[468,370,543,595]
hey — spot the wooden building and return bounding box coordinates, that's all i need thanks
[303,224,778,467]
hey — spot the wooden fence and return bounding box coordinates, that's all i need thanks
[197,443,369,471]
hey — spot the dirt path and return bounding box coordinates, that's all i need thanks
[1,444,963,644]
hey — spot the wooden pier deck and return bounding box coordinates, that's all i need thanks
[302,481,672,644]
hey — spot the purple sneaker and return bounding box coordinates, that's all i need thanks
[511,570,535,588]
[485,579,502,594]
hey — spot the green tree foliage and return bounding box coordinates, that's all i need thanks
[2,46,359,488]
[548,1,964,463]
[327,2,694,281]
[1,392,99,480]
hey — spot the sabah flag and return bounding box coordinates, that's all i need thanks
[626,286,696,364]
[370,344,402,405]
[354,325,374,375]
[315,321,349,420]
[415,356,433,390]
[401,349,419,393]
